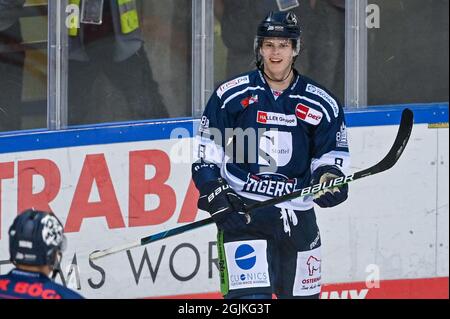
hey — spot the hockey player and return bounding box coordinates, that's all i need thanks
[0,209,83,299]
[192,11,350,299]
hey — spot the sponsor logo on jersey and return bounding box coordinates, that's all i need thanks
[257,111,297,127]
[241,95,258,108]
[305,84,339,118]
[243,173,297,197]
[225,240,270,290]
[336,123,348,148]
[217,76,250,98]
[295,104,323,125]
[258,131,293,167]
[293,248,322,296]
[307,256,321,276]
[0,279,62,299]
[235,244,257,270]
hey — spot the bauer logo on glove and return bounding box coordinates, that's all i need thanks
[310,165,349,208]
[197,178,251,232]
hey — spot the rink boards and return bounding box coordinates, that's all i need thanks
[0,104,448,298]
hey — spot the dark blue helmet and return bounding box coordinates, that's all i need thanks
[257,11,301,39]
[254,11,302,69]
[9,209,66,267]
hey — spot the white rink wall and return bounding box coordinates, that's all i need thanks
[317,124,449,284]
[0,118,448,298]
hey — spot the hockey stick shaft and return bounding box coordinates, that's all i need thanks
[90,219,213,260]
[247,109,413,210]
[89,108,413,261]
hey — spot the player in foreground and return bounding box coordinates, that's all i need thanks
[0,209,83,299]
[192,11,350,299]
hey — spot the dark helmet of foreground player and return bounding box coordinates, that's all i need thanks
[9,209,67,268]
[254,11,302,70]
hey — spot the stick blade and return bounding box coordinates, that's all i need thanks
[380,108,414,167]
[356,108,414,178]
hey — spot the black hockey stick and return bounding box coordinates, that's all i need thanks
[89,108,414,261]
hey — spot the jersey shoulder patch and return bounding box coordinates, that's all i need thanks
[295,103,324,126]
[216,75,250,99]
[305,84,339,118]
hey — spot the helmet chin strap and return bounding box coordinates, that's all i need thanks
[263,67,293,83]
[51,252,64,283]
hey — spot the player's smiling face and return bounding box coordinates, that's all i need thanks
[260,38,294,80]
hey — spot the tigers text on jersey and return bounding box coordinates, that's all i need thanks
[193,69,350,211]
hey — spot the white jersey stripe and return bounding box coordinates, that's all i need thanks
[221,86,266,109]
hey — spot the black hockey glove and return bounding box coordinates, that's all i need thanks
[197,178,251,232]
[311,165,348,208]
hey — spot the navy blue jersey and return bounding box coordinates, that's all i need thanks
[0,269,83,299]
[192,69,350,211]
